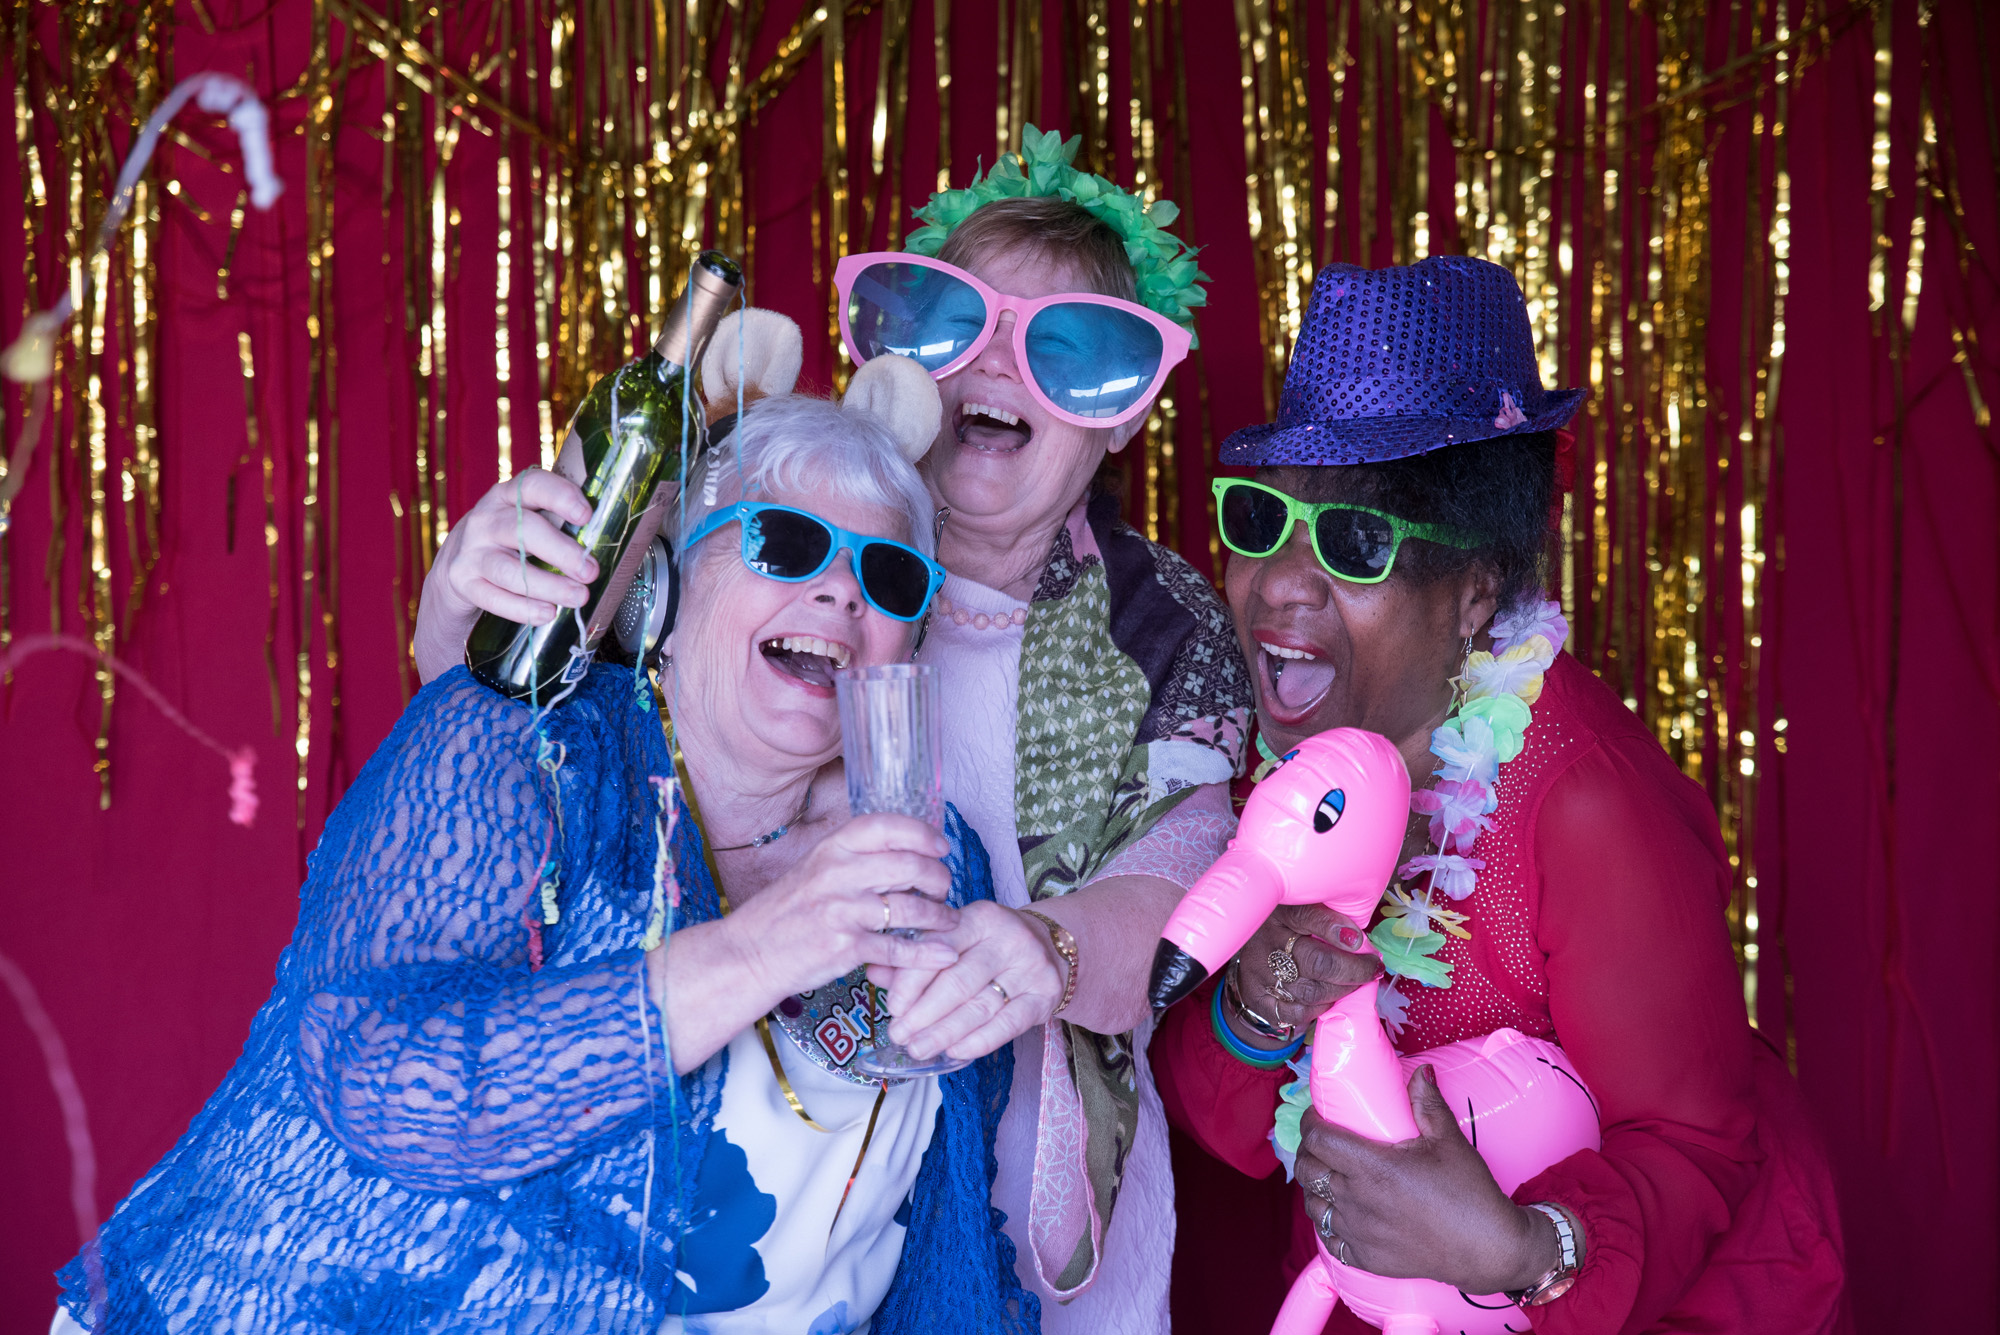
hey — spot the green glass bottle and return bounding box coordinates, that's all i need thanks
[466,249,742,703]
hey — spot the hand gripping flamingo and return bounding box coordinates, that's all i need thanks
[1148,729,1600,1334]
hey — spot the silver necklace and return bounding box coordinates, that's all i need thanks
[711,781,813,852]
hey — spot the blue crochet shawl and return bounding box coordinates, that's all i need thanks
[58,665,1039,1335]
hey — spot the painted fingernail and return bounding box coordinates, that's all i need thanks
[1338,927,1364,950]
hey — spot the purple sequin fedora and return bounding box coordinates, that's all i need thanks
[1220,255,1585,466]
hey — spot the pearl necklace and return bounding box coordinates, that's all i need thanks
[933,592,1028,630]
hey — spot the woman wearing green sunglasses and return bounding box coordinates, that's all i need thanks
[1157,258,1841,1335]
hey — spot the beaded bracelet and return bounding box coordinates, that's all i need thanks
[1211,980,1305,1069]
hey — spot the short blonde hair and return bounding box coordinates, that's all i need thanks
[934,196,1139,303]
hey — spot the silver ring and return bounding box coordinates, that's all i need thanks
[1308,1172,1336,1205]
[1225,961,1297,1040]
[989,981,1009,1004]
[1335,1236,1353,1267]
[1315,1204,1338,1245]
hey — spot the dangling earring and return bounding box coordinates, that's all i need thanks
[1450,635,1472,707]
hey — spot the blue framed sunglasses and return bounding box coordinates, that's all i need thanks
[683,502,947,622]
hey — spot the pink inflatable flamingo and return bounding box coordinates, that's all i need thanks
[1148,729,1600,1335]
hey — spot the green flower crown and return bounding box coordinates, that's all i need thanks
[904,125,1209,346]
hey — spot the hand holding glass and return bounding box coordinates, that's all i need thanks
[836,664,970,1078]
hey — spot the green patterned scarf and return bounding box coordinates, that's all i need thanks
[1012,495,1250,1295]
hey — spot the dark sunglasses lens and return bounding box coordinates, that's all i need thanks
[1218,484,1291,555]
[744,510,832,578]
[858,543,934,619]
[846,262,988,373]
[1023,302,1165,419]
[1313,507,1398,579]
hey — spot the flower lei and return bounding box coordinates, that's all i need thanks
[904,124,1209,342]
[1269,596,1568,1175]
[1369,596,1570,1024]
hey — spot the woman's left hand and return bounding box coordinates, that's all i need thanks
[869,902,1066,1062]
[1294,1064,1561,1295]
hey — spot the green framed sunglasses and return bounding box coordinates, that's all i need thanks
[1210,477,1486,584]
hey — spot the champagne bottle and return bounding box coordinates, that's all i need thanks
[466,249,742,703]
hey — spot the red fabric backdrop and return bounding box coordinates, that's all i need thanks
[1,3,1995,1331]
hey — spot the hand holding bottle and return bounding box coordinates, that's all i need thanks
[464,250,742,704]
[414,470,597,684]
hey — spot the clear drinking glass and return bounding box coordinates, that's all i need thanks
[835,663,970,1078]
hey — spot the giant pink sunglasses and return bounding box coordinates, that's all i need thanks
[834,251,1193,430]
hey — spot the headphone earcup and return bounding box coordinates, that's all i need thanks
[651,538,680,665]
[609,535,679,670]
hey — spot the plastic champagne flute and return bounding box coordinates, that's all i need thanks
[835,663,971,1079]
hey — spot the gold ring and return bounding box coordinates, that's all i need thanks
[1268,933,1302,996]
[881,897,893,933]
[989,981,1009,1004]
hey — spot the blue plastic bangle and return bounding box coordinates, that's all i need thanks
[1210,981,1304,1069]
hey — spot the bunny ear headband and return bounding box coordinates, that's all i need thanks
[699,308,941,463]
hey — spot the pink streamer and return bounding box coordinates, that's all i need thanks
[0,949,105,1325]
[1,632,257,827]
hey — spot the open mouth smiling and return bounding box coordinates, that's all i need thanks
[1255,636,1337,722]
[954,400,1035,453]
[759,635,853,689]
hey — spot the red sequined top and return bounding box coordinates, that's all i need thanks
[1155,653,1844,1334]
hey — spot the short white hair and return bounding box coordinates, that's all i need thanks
[674,394,936,556]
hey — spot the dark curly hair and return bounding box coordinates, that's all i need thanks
[1264,431,1557,615]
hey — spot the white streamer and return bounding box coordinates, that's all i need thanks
[0,74,284,529]
[4,72,282,384]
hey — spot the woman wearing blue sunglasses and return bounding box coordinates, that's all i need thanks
[58,385,1051,1335]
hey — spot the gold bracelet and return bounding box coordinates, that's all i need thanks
[1019,909,1079,1015]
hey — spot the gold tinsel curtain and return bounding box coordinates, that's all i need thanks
[1,0,1992,1027]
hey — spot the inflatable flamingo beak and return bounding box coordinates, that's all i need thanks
[1149,940,1209,1014]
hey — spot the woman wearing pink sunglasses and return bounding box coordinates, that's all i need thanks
[409,128,1243,1335]
[838,132,1249,1335]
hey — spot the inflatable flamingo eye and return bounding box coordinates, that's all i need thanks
[1313,788,1346,833]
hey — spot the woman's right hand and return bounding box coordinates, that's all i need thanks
[723,813,961,999]
[413,469,598,683]
[1224,903,1383,1047]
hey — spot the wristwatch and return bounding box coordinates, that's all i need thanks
[1506,1202,1583,1307]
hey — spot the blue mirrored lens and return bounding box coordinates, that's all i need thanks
[1023,303,1164,419]
[846,262,988,372]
